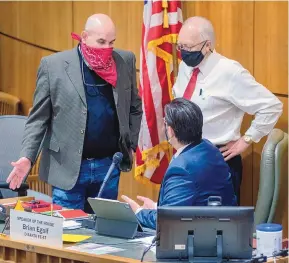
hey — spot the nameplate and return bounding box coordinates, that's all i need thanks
[10,209,63,248]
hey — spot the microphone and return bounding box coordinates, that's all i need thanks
[97,152,123,198]
[0,205,7,222]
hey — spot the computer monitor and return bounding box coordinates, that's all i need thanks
[156,206,254,262]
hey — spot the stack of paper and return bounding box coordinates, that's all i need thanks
[66,243,125,255]
[55,209,89,220]
[63,220,82,230]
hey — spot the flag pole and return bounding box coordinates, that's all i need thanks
[162,0,179,84]
[172,44,179,83]
[168,43,178,160]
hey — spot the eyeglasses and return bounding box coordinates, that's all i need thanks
[163,117,169,127]
[176,40,207,52]
[85,86,107,97]
[81,61,108,97]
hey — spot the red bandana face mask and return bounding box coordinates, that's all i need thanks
[71,33,117,87]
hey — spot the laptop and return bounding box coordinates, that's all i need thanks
[88,197,155,239]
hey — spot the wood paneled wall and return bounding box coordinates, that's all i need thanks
[0,35,53,114]
[0,1,287,229]
[0,2,73,51]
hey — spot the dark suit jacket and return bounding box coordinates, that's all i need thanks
[20,47,142,190]
[136,140,237,229]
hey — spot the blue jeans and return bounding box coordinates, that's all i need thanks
[52,157,120,213]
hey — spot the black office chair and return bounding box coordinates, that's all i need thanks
[0,115,51,201]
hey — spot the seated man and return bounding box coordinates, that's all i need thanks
[122,98,237,230]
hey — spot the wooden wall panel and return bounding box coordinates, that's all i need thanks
[183,1,254,69]
[0,2,18,37]
[0,1,73,51]
[254,1,288,96]
[118,168,160,203]
[240,115,254,206]
[0,34,53,115]
[183,1,255,206]
[72,1,143,68]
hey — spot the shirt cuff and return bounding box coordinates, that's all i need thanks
[135,207,143,214]
[245,126,264,143]
[135,202,157,214]
[19,151,35,164]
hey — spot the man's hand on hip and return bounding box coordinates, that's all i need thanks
[6,157,31,190]
[220,137,251,161]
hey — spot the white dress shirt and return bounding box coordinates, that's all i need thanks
[172,144,190,159]
[173,52,283,145]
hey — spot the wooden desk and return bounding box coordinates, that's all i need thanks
[0,197,287,263]
[0,196,34,205]
[0,235,142,263]
[0,235,287,263]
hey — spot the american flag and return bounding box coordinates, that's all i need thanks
[135,0,183,184]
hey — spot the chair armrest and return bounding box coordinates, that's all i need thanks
[0,183,29,191]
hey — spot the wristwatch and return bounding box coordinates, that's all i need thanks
[243,135,253,144]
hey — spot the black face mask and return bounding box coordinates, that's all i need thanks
[181,41,207,67]
[165,126,169,142]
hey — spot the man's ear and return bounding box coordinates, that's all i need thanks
[81,31,88,42]
[204,41,212,52]
[168,126,175,138]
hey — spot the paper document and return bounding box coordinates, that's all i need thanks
[62,234,91,243]
[63,220,82,230]
[128,236,156,254]
[67,242,125,255]
[128,236,155,245]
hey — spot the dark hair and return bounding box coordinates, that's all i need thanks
[164,98,203,145]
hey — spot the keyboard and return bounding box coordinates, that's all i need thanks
[135,231,155,238]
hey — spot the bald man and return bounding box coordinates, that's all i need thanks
[7,14,142,212]
[173,16,282,204]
